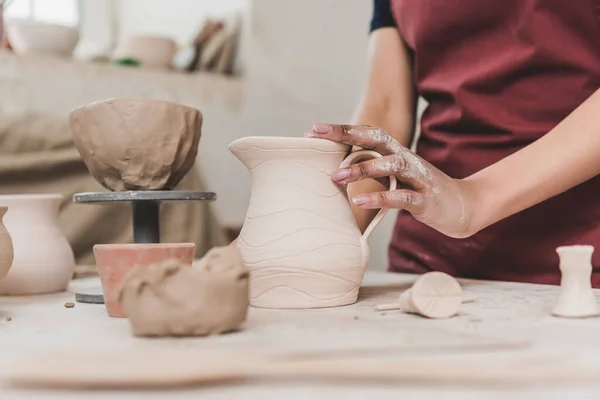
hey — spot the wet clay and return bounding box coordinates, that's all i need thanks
[118,246,249,337]
[69,98,202,191]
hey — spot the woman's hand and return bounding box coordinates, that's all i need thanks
[305,123,480,238]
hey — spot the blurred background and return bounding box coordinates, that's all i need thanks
[0,0,425,271]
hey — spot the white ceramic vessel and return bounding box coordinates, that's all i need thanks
[6,20,79,57]
[115,35,177,69]
[229,137,396,309]
[0,194,75,295]
[552,245,598,318]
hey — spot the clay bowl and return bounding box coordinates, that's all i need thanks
[115,35,177,70]
[6,19,79,57]
[93,243,196,318]
[69,98,203,191]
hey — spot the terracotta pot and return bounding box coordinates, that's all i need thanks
[6,19,79,57]
[94,243,196,318]
[229,137,397,309]
[0,194,75,295]
[0,206,14,281]
[115,35,176,69]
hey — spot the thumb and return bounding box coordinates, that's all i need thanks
[351,190,425,214]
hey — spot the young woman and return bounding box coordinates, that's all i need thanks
[306,0,600,286]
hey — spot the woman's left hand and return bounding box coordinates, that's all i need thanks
[305,123,480,238]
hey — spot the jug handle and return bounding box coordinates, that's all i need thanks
[339,150,398,241]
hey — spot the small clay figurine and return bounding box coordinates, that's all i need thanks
[69,98,202,191]
[118,246,249,337]
[375,272,463,319]
[552,245,599,318]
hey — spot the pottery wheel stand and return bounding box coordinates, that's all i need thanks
[71,190,216,304]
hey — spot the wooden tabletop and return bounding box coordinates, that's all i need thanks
[1,271,600,398]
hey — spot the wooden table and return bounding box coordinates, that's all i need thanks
[1,271,600,399]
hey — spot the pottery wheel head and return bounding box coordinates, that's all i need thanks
[411,272,463,319]
[69,98,203,191]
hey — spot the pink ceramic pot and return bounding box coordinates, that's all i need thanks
[0,194,75,295]
[94,243,196,318]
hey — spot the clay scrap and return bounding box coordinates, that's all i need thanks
[375,272,463,319]
[118,246,249,337]
[553,245,599,318]
[69,98,202,191]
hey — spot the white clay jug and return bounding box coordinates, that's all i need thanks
[229,137,397,309]
[0,194,75,295]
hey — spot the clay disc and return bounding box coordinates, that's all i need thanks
[410,272,463,319]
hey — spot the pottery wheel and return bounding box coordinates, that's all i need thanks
[74,191,216,243]
[72,190,216,304]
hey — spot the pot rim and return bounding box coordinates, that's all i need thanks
[0,193,62,200]
[229,136,350,153]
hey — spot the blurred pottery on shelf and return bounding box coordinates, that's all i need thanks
[0,194,75,295]
[6,19,79,57]
[114,35,176,70]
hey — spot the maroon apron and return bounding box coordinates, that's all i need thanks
[388,0,600,285]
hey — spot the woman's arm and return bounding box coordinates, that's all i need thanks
[344,27,417,232]
[307,88,600,238]
[466,87,600,232]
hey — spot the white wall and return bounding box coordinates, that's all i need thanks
[117,0,249,44]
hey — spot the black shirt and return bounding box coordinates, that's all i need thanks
[370,0,396,32]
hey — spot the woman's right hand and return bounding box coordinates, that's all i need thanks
[306,123,482,239]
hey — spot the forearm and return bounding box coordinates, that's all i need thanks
[466,88,600,232]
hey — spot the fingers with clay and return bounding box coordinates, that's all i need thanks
[352,190,425,213]
[331,154,424,188]
[305,123,402,156]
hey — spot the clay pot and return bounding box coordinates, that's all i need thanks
[94,243,196,318]
[6,19,79,57]
[115,36,176,69]
[229,137,397,309]
[0,206,14,281]
[70,98,203,191]
[0,194,75,295]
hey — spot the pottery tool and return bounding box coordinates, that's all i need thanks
[8,348,595,389]
[374,297,476,312]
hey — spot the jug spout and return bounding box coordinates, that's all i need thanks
[228,137,259,169]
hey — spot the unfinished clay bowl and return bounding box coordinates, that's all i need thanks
[93,243,195,317]
[69,98,202,191]
[6,20,79,57]
[0,206,14,281]
[0,194,75,295]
